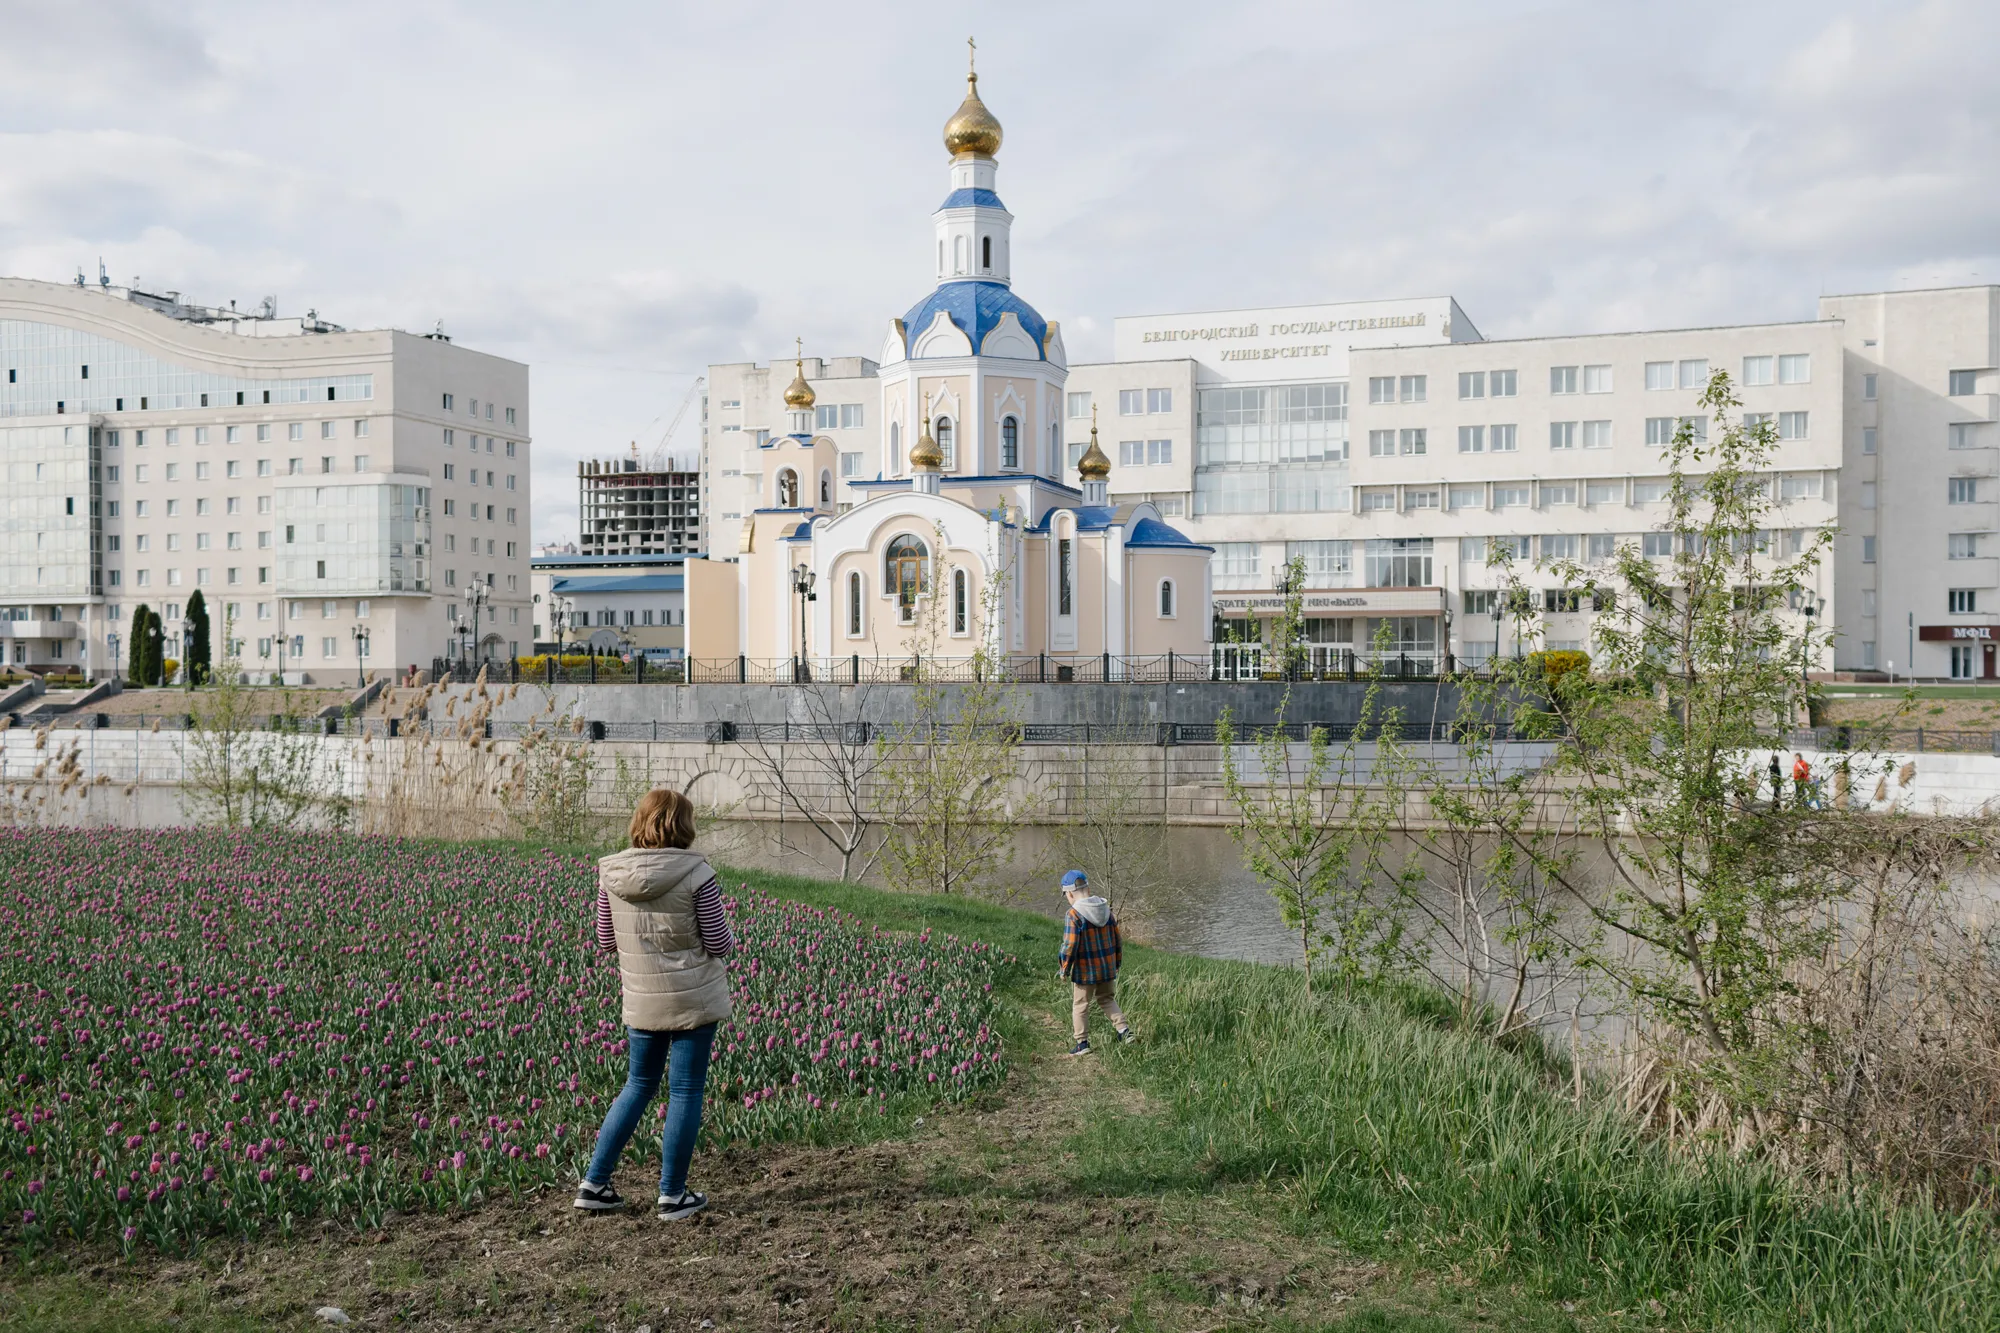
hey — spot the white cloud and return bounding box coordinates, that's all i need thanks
[2,0,1994,545]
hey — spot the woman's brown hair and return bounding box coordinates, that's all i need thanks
[629,788,697,850]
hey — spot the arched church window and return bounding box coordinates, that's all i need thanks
[934,417,955,470]
[953,235,966,275]
[952,568,969,635]
[937,240,944,277]
[1001,416,1018,468]
[889,420,901,474]
[1048,421,1059,476]
[1159,579,1176,618]
[777,468,798,507]
[981,235,991,271]
[819,470,831,505]
[847,571,864,637]
[886,534,929,623]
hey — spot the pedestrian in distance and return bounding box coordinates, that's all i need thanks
[1768,752,1783,810]
[1058,869,1132,1056]
[1792,751,1812,810]
[575,789,735,1222]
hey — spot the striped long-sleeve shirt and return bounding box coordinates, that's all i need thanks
[594,877,735,958]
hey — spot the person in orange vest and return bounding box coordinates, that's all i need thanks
[1791,752,1812,809]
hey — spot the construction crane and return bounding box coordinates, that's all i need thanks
[643,376,706,473]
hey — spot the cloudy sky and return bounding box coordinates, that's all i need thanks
[3,0,1994,543]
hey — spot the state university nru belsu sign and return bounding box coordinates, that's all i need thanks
[1211,588,1447,617]
[1918,625,1998,641]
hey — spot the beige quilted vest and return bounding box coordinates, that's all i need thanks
[598,847,734,1032]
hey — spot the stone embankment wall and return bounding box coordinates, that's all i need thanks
[3,728,1982,831]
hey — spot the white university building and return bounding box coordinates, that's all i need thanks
[0,276,533,680]
[705,281,2000,679]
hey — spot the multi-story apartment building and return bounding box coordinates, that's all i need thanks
[701,285,2000,680]
[0,276,531,680]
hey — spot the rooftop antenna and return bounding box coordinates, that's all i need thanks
[97,258,109,288]
[74,266,85,287]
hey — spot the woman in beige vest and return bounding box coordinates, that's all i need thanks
[574,789,735,1221]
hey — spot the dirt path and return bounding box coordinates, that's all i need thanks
[14,1009,1390,1331]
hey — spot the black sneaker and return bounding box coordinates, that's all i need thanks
[1069,1038,1092,1056]
[572,1181,624,1212]
[1115,1026,1135,1044]
[657,1189,708,1221]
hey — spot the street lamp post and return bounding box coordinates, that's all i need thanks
[1490,597,1504,670]
[178,617,193,693]
[150,617,165,688]
[791,563,816,679]
[462,582,490,676]
[350,623,369,690]
[107,631,121,685]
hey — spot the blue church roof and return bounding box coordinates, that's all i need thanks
[901,280,1048,360]
[1126,517,1212,551]
[938,187,1007,211]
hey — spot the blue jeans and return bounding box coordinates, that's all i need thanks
[583,1022,717,1196]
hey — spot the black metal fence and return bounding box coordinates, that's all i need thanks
[431,649,1449,688]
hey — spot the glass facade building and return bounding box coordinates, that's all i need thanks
[1193,382,1349,514]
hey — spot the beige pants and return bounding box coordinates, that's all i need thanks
[1071,981,1125,1040]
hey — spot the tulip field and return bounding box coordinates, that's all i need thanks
[0,829,1008,1253]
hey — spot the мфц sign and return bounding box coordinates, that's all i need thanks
[1917,624,1996,640]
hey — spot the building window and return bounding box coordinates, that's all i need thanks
[1950,477,1979,504]
[1862,427,1877,455]
[1775,353,1810,384]
[1368,376,1395,405]
[1489,370,1517,397]
[981,235,992,271]
[888,420,901,473]
[887,534,928,622]
[1067,392,1090,418]
[1549,421,1577,450]
[1679,416,1708,444]
[1679,359,1709,389]
[1001,416,1019,468]
[840,451,862,478]
[1057,538,1073,616]
[1949,370,1978,396]
[1582,420,1613,448]
[1287,540,1351,581]
[1550,366,1578,395]
[1399,428,1426,455]
[1949,533,1980,560]
[1365,538,1433,588]
[934,417,955,469]
[1863,373,1878,400]
[1742,356,1773,386]
[819,470,831,505]
[952,568,969,635]
[1158,579,1176,618]
[1646,417,1676,446]
[1952,645,1976,679]
[1642,361,1671,390]
[1148,388,1173,414]
[1582,364,1612,393]
[1458,371,1485,400]
[1490,423,1517,452]
[1950,589,1978,614]
[1368,430,1395,457]
[847,571,864,636]
[1212,542,1259,583]
[1119,389,1144,415]
[1778,411,1809,440]
[777,468,798,507]
[1458,425,1484,453]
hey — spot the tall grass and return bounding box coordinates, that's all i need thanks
[1095,962,2000,1331]
[738,866,2000,1333]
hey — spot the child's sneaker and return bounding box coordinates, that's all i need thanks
[1115,1026,1135,1044]
[572,1180,623,1212]
[657,1189,708,1221]
[1069,1037,1092,1056]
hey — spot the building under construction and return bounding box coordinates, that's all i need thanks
[578,446,702,556]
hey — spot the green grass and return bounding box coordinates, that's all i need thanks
[734,863,2000,1333]
[1820,682,2000,700]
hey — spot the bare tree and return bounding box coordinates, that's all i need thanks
[737,674,890,881]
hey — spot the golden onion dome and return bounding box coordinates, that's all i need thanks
[909,397,944,469]
[1077,418,1111,481]
[782,344,816,410]
[943,69,1002,158]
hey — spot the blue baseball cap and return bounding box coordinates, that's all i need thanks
[1061,869,1088,889]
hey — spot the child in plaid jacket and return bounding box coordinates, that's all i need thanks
[1058,870,1131,1054]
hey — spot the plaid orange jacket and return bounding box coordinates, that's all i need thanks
[1059,907,1122,985]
